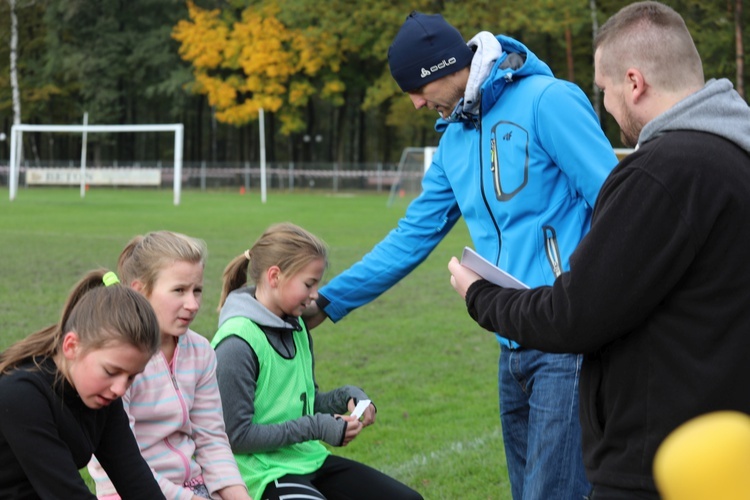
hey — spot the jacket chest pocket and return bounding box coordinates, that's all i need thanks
[490,121,530,201]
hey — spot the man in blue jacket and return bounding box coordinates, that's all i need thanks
[306,12,617,499]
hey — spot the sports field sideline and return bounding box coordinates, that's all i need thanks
[0,188,510,499]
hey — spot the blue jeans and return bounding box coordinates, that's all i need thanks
[499,347,589,500]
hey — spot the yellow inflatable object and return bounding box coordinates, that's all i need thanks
[653,411,750,499]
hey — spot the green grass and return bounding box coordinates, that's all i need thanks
[0,187,510,499]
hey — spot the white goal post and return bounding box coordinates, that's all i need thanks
[9,122,184,205]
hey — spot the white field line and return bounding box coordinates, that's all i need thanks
[382,428,502,478]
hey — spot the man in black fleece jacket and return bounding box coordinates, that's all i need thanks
[448,2,750,498]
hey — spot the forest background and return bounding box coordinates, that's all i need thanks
[0,0,746,169]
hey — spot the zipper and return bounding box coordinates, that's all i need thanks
[162,347,192,483]
[490,136,502,199]
[478,89,503,260]
[543,225,562,278]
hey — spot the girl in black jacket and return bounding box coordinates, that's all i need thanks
[0,269,165,499]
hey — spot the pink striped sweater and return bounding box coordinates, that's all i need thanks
[88,329,246,500]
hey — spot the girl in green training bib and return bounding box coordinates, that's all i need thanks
[212,222,422,500]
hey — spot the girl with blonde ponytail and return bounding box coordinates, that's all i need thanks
[212,223,422,500]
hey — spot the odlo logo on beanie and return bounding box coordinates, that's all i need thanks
[420,57,458,79]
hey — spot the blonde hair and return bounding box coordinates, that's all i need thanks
[0,269,160,374]
[594,1,703,92]
[118,230,207,296]
[219,222,328,308]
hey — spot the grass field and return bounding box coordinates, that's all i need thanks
[0,187,510,499]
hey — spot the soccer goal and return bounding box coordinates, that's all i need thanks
[386,146,436,207]
[8,122,184,205]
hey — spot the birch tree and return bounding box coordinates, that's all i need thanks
[736,0,745,99]
[8,0,21,164]
[9,0,20,126]
[590,0,601,119]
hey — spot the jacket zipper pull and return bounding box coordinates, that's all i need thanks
[544,226,563,278]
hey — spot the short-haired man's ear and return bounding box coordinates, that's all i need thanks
[626,68,647,103]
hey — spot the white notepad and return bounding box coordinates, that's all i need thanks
[460,247,528,289]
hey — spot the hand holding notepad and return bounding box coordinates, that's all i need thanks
[449,247,528,298]
[459,247,528,289]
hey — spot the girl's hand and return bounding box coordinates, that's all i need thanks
[359,403,377,427]
[347,398,377,427]
[448,256,482,299]
[336,414,363,445]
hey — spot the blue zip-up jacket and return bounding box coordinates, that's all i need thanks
[318,35,617,346]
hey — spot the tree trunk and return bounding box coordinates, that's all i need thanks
[335,95,347,165]
[8,0,26,166]
[736,0,745,99]
[210,108,217,165]
[565,11,575,82]
[589,0,601,120]
[9,0,21,127]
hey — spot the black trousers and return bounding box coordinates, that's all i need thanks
[261,454,423,500]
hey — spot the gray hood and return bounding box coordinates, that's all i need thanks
[218,286,298,330]
[462,31,503,116]
[639,78,750,154]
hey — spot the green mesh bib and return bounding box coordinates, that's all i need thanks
[211,316,329,499]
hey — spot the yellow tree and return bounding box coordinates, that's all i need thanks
[172,1,345,135]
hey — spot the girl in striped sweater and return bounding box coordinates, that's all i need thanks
[89,231,251,500]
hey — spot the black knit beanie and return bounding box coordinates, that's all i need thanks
[388,11,474,92]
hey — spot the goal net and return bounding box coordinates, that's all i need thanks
[387,146,436,208]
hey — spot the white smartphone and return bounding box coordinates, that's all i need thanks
[351,399,371,419]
